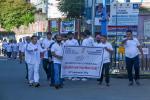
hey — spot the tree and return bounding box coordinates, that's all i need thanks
[0,0,35,31]
[58,0,85,18]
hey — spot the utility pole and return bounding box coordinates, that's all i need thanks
[91,0,96,36]
[101,0,107,36]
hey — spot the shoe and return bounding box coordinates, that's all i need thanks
[59,85,63,88]
[34,83,40,87]
[75,78,80,81]
[68,77,72,80]
[81,78,87,81]
[29,83,34,86]
[49,84,55,87]
[98,81,102,85]
[97,79,100,81]
[135,80,140,86]
[128,81,133,86]
[72,78,80,81]
[55,85,60,89]
[106,83,110,87]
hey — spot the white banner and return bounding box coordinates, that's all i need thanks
[61,46,104,78]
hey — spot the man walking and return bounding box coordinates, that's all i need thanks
[41,32,55,85]
[22,36,31,80]
[122,30,144,86]
[51,34,63,89]
[26,35,46,87]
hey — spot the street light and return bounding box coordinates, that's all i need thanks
[91,0,96,36]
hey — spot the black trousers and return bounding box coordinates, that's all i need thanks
[25,62,28,80]
[125,56,140,82]
[7,52,12,58]
[42,58,53,80]
[99,63,110,83]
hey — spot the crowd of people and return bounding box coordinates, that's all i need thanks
[1,30,144,89]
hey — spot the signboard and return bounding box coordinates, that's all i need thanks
[60,20,75,34]
[51,20,58,33]
[95,4,110,26]
[61,46,104,78]
[109,3,139,26]
[144,20,150,37]
[107,26,138,35]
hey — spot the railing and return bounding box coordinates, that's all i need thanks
[110,39,150,75]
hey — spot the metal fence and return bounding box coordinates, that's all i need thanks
[110,39,150,75]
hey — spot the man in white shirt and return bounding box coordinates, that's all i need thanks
[94,35,113,86]
[82,30,94,47]
[65,32,79,46]
[18,38,24,63]
[21,36,31,80]
[41,32,55,85]
[2,39,7,56]
[61,34,68,45]
[81,30,94,81]
[26,35,46,87]
[51,34,63,89]
[122,30,144,86]
[6,40,13,59]
[64,32,79,81]
[12,40,18,59]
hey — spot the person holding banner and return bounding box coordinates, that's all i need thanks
[81,30,94,81]
[64,32,80,81]
[94,35,113,86]
[121,30,144,86]
[51,34,63,89]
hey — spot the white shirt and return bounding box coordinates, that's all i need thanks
[64,39,79,46]
[41,38,55,59]
[6,43,12,52]
[94,42,113,63]
[82,36,94,47]
[22,43,31,63]
[26,42,46,65]
[18,42,24,51]
[51,42,63,64]
[2,42,7,49]
[12,43,18,52]
[124,38,140,58]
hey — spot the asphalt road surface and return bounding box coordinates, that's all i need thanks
[0,57,150,100]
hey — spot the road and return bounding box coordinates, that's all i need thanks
[0,57,150,100]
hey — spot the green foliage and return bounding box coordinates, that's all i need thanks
[140,7,150,14]
[58,0,85,18]
[0,0,35,31]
